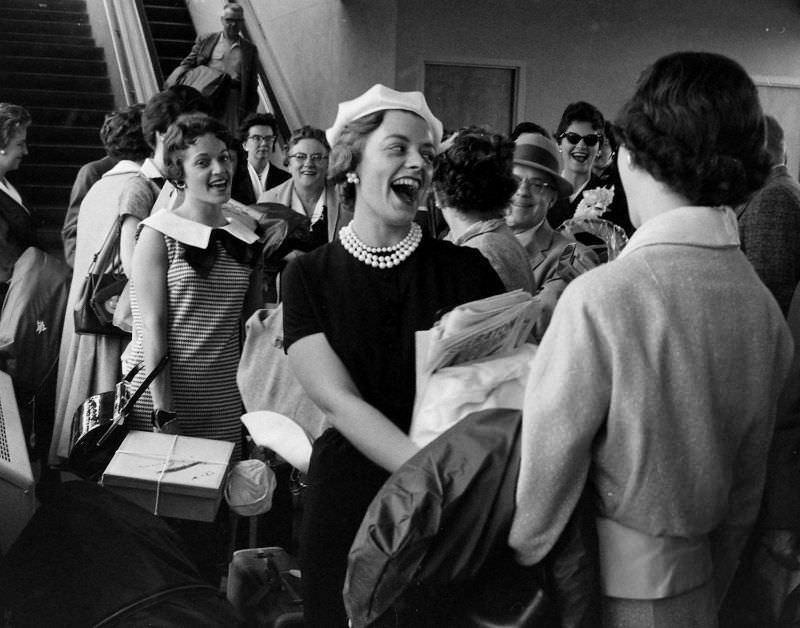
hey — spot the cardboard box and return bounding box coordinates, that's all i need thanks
[101,431,234,522]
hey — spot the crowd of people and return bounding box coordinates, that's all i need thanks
[0,4,798,625]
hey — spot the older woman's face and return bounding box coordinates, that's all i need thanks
[505,163,557,232]
[287,138,328,190]
[558,121,600,178]
[355,110,436,227]
[181,132,233,206]
[0,126,28,175]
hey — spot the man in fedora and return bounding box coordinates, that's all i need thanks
[506,129,598,336]
[165,3,258,131]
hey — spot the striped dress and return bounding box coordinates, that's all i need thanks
[124,212,256,461]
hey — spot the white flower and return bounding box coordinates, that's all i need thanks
[35,321,47,334]
[574,185,615,220]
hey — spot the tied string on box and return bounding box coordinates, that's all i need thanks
[103,435,229,516]
[182,228,260,276]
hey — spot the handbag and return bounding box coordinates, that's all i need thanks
[67,354,169,480]
[74,217,129,336]
[176,64,229,98]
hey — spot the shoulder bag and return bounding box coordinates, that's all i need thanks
[74,217,130,336]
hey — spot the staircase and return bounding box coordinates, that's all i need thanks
[0,0,115,257]
[140,0,197,87]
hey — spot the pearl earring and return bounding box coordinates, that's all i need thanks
[0,150,5,155]
[346,171,360,185]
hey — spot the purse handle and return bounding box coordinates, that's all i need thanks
[96,354,170,446]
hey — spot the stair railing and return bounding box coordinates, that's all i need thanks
[102,0,160,105]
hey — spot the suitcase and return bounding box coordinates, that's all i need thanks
[227,546,304,627]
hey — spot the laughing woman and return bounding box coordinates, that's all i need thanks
[281,85,504,626]
[124,113,260,459]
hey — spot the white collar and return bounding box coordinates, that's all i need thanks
[139,158,165,180]
[102,159,142,178]
[619,206,739,259]
[142,210,259,248]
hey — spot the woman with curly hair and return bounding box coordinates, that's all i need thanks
[432,127,535,293]
[509,51,794,626]
[51,104,151,465]
[281,85,504,626]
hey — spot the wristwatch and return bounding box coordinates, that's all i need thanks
[151,408,178,430]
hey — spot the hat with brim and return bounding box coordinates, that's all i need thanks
[326,84,443,148]
[513,133,573,198]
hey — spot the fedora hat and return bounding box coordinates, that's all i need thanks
[326,84,443,148]
[513,133,573,198]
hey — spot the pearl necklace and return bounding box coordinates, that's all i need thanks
[339,223,422,269]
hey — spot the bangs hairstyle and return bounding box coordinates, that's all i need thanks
[0,103,32,150]
[615,51,771,207]
[433,127,517,218]
[555,101,605,138]
[163,114,233,184]
[100,104,150,161]
[327,110,386,209]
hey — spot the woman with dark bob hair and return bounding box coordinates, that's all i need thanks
[432,127,535,293]
[125,112,260,451]
[281,85,504,626]
[509,52,794,626]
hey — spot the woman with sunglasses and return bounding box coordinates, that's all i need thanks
[509,51,793,626]
[547,100,606,229]
[281,85,504,626]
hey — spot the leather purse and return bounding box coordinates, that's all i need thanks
[74,217,130,336]
[67,354,169,480]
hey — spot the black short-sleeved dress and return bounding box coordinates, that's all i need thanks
[282,235,504,627]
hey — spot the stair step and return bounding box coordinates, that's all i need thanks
[2,18,91,36]
[5,7,88,21]
[16,183,73,206]
[148,21,196,40]
[27,145,107,165]
[0,71,110,93]
[28,125,102,145]
[0,40,103,60]
[26,107,108,128]
[0,31,94,46]
[143,0,188,7]
[1,89,114,110]
[143,5,191,22]
[2,56,107,76]
[4,0,87,11]
[15,165,88,187]
[153,37,195,57]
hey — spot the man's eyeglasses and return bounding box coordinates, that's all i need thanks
[288,153,328,163]
[248,134,275,145]
[517,178,555,194]
[558,132,603,147]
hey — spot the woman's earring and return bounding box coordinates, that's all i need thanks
[346,171,360,185]
[175,181,186,190]
[0,150,5,155]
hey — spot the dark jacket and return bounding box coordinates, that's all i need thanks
[344,408,600,628]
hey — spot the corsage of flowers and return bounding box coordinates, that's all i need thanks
[574,185,615,220]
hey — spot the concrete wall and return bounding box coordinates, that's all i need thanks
[247,0,397,131]
[394,0,800,132]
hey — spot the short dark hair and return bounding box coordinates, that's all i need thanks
[164,113,234,184]
[0,103,31,149]
[432,127,517,219]
[510,121,551,142]
[237,112,278,142]
[764,115,784,166]
[100,104,150,161]
[615,51,771,206]
[555,101,605,139]
[283,125,329,166]
[141,86,213,150]
[327,110,386,209]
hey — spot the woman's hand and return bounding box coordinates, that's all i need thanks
[288,333,419,472]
